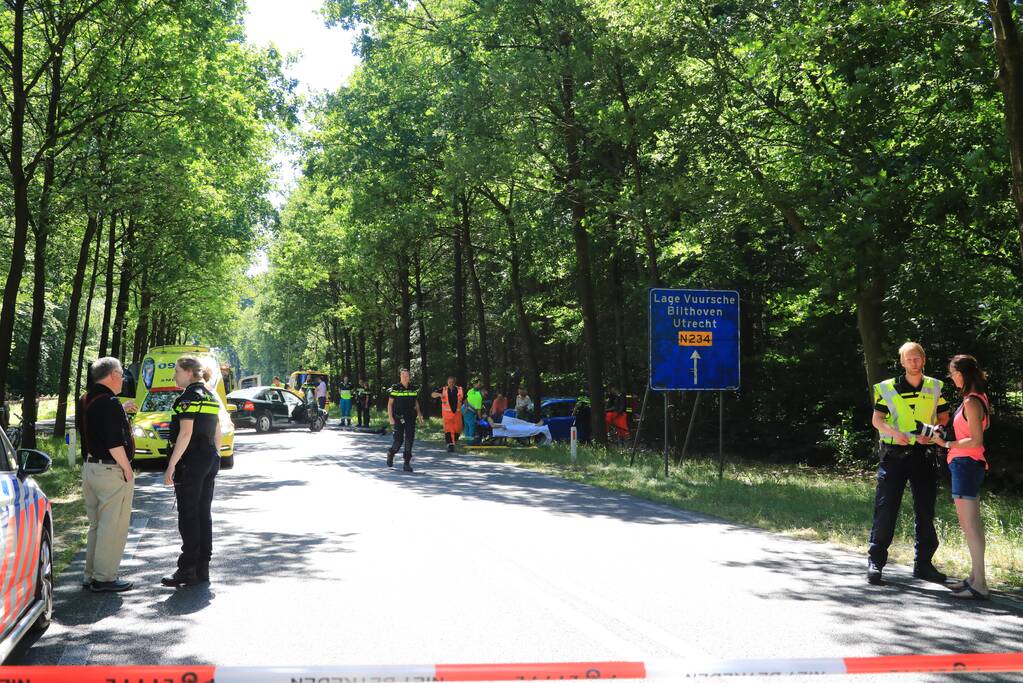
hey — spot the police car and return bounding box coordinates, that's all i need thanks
[0,429,53,662]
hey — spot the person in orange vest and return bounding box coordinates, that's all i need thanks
[431,376,464,452]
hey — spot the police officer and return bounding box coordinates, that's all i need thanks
[387,368,424,472]
[162,355,223,587]
[867,341,950,586]
[355,378,372,427]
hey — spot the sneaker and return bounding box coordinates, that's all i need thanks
[867,562,883,585]
[90,578,133,593]
[447,444,454,453]
[913,563,947,584]
[161,568,201,587]
[81,578,93,589]
[386,451,395,467]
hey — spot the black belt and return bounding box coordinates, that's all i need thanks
[85,455,118,465]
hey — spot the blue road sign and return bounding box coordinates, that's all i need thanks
[649,288,740,391]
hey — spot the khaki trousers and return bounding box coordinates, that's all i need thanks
[82,462,134,582]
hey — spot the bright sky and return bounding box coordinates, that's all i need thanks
[243,0,360,274]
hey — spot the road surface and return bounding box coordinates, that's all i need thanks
[10,425,1023,680]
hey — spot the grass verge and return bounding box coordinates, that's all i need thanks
[32,438,88,577]
[415,419,1023,590]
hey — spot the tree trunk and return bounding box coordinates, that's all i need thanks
[54,213,100,441]
[132,279,151,365]
[989,0,1023,269]
[98,212,118,357]
[397,256,413,370]
[76,218,104,402]
[452,205,468,388]
[358,329,367,381]
[20,222,49,449]
[612,60,659,287]
[414,253,430,417]
[855,275,888,395]
[478,184,543,409]
[610,240,629,394]
[110,249,132,361]
[374,328,384,406]
[20,48,63,449]
[558,43,606,443]
[460,192,491,388]
[0,2,30,426]
[344,327,354,380]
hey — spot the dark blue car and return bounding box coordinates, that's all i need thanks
[505,397,589,443]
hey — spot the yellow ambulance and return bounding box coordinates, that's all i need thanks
[130,345,236,468]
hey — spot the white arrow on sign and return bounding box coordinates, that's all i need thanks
[690,350,701,385]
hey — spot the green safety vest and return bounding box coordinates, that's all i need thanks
[466,389,483,411]
[340,388,353,400]
[874,376,942,445]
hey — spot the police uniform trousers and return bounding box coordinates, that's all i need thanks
[174,444,220,570]
[388,414,416,462]
[357,401,371,427]
[867,444,939,569]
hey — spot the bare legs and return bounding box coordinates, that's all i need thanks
[953,497,987,595]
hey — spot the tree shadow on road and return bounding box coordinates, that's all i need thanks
[297,432,745,529]
[717,547,1023,681]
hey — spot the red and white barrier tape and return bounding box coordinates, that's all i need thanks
[3,653,1022,682]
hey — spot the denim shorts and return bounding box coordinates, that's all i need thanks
[949,457,986,500]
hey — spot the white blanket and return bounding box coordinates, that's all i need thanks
[491,415,553,445]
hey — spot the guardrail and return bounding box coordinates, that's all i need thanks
[3,653,1023,681]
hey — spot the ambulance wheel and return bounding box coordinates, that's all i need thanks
[31,527,53,632]
[220,455,234,470]
[255,411,272,433]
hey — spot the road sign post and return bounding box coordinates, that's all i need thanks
[648,288,740,472]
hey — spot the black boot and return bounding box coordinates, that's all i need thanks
[197,561,210,583]
[403,456,414,473]
[913,562,947,584]
[161,567,201,587]
[867,561,883,585]
[386,451,395,467]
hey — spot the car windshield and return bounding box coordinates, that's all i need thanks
[228,388,265,400]
[141,390,182,413]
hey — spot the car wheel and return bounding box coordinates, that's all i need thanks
[255,411,272,433]
[309,413,326,432]
[31,527,53,632]
[220,455,234,470]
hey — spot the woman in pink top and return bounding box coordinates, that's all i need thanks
[933,354,990,600]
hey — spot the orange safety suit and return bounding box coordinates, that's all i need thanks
[440,385,464,436]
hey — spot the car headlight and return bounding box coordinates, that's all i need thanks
[133,426,144,437]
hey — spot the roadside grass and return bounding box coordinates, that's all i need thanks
[30,438,88,577]
[416,424,1023,591]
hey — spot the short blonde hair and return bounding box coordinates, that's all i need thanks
[898,341,926,361]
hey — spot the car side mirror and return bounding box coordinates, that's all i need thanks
[17,449,52,479]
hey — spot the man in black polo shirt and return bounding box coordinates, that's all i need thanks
[77,357,136,592]
[387,368,424,472]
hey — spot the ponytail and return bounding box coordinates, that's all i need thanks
[949,354,987,396]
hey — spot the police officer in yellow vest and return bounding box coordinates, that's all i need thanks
[867,341,950,586]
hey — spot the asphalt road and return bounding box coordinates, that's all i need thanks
[9,425,1023,680]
